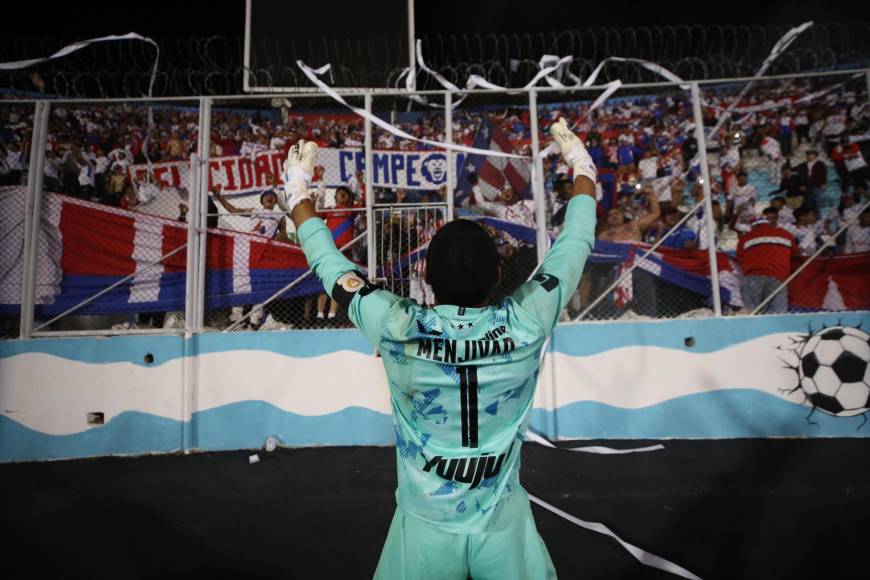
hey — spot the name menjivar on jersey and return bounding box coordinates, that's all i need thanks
[416,325,516,363]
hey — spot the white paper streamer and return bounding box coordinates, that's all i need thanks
[466,74,508,91]
[528,494,703,580]
[583,56,686,88]
[703,21,813,141]
[0,32,160,97]
[298,60,526,160]
[416,39,460,92]
[706,72,860,115]
[413,43,622,125]
[524,430,665,455]
[524,55,574,89]
[402,40,469,109]
[538,54,573,88]
[414,42,576,106]
[582,80,623,116]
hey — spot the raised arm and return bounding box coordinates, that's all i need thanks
[211,185,250,215]
[283,141,352,290]
[635,192,661,232]
[283,140,400,344]
[510,118,597,334]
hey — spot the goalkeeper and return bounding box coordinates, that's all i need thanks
[281,118,597,580]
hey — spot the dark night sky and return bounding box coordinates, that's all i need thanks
[1,0,866,39]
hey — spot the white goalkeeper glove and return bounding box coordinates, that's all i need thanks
[549,118,597,183]
[279,139,319,213]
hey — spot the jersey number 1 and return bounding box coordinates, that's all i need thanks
[458,365,478,448]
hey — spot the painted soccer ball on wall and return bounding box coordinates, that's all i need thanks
[790,326,870,420]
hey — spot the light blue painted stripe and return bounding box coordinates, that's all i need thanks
[0,403,394,463]
[194,401,394,450]
[550,312,870,357]
[531,389,870,439]
[0,328,373,366]
[0,411,182,462]
[3,391,868,463]
[195,329,373,359]
[2,311,868,367]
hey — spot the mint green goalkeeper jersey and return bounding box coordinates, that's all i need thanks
[298,195,596,533]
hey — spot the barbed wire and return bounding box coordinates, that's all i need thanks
[1,23,868,98]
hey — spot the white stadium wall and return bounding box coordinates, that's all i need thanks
[1,311,869,463]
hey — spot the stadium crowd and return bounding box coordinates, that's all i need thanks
[1,75,868,327]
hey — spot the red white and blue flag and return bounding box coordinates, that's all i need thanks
[0,188,322,316]
[456,115,531,204]
[589,239,744,308]
[2,187,868,316]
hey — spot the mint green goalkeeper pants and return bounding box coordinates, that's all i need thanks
[373,491,556,580]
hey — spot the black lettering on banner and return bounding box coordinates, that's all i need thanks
[459,365,479,448]
[533,273,559,292]
[332,271,378,309]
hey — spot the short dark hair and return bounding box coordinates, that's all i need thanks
[335,185,353,199]
[426,220,499,307]
[762,206,778,216]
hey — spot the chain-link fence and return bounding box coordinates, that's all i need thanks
[4,68,869,340]
[203,94,370,331]
[535,84,723,322]
[698,73,870,315]
[0,102,35,338]
[447,90,540,304]
[370,94,448,310]
[27,100,199,334]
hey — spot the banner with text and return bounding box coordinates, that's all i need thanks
[127,148,465,195]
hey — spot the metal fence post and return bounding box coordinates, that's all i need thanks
[690,82,723,317]
[194,97,212,330]
[18,102,40,339]
[19,101,50,339]
[445,91,455,221]
[364,92,376,281]
[527,89,548,264]
[184,153,200,333]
